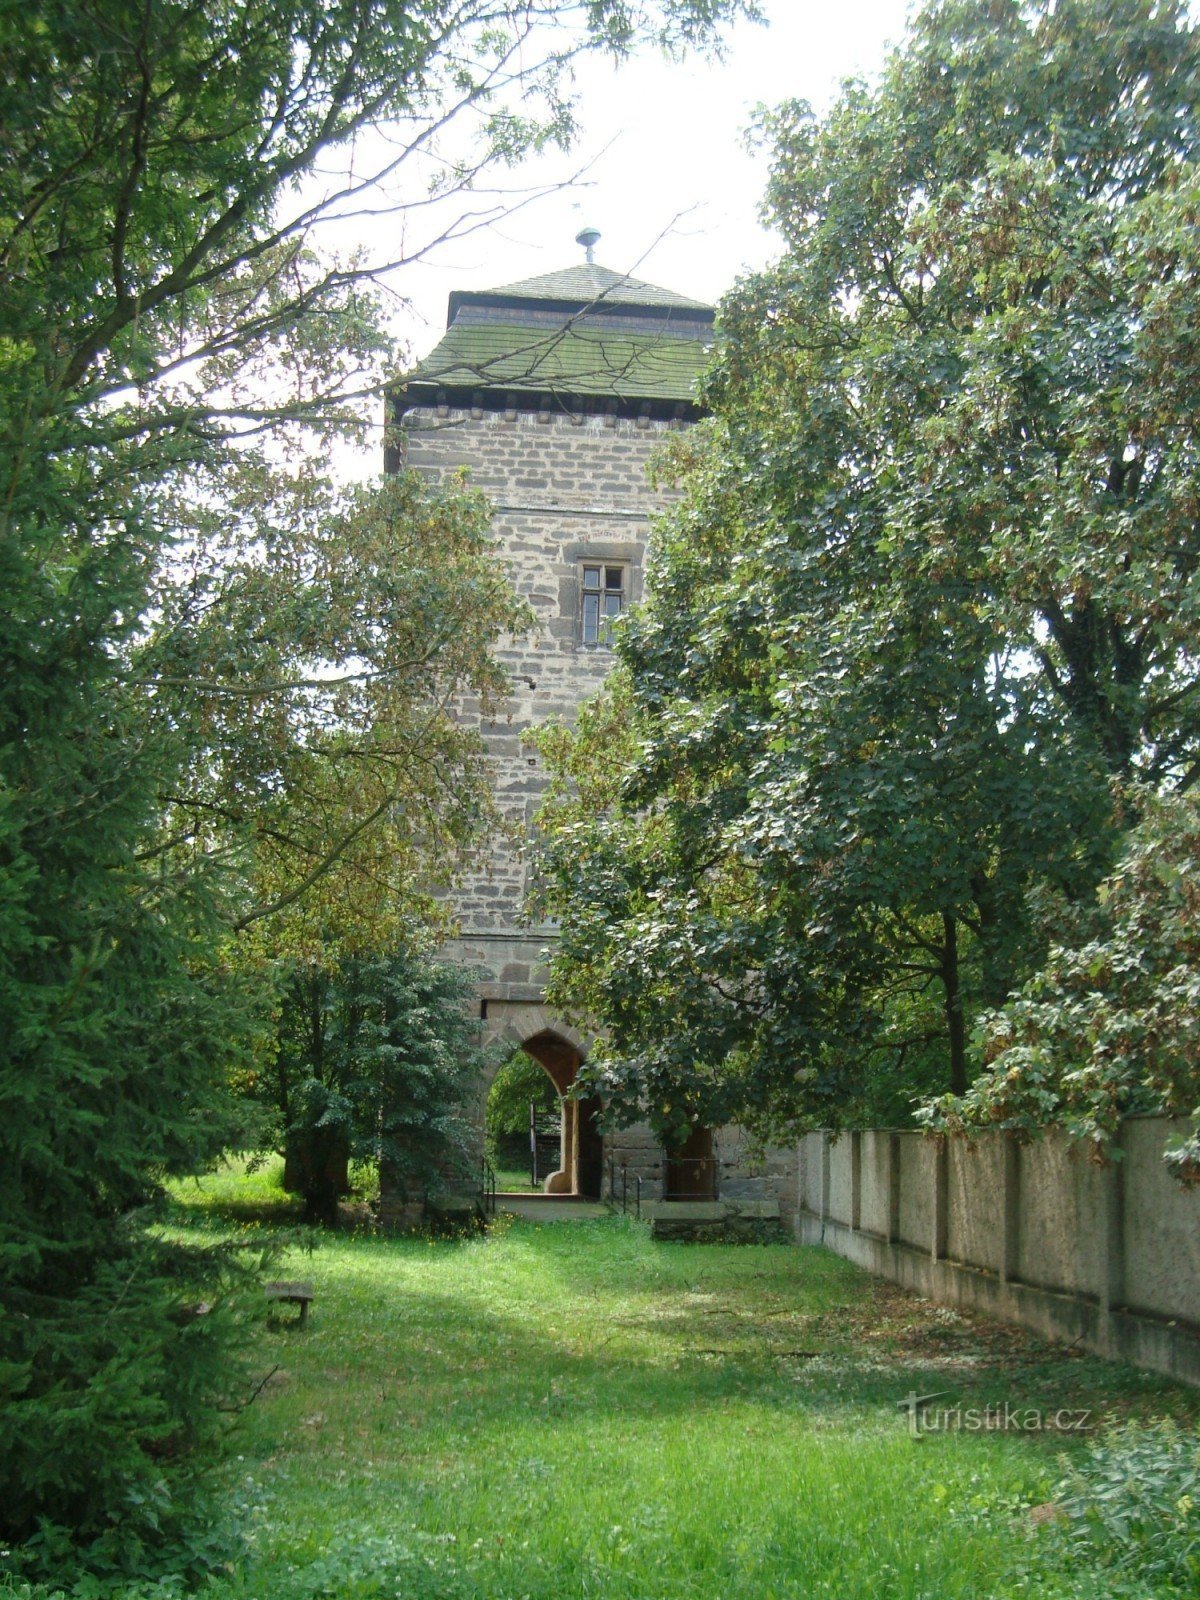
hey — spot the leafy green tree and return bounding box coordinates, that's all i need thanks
[534,0,1200,1142]
[0,0,749,1569]
[925,787,1200,1181]
[151,466,531,958]
[485,1050,560,1174]
[488,1051,560,1140]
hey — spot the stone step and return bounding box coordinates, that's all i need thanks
[495,1196,609,1222]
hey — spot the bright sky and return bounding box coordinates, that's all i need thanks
[304,0,913,475]
[393,0,914,355]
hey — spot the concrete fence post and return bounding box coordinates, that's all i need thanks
[887,1132,901,1245]
[819,1132,831,1239]
[932,1137,949,1263]
[1099,1132,1126,1351]
[850,1131,862,1232]
[1000,1135,1020,1287]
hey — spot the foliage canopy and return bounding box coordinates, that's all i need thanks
[0,0,749,1568]
[926,787,1200,1181]
[534,0,1200,1150]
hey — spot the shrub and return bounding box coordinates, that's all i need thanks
[1047,1419,1200,1595]
[1,1231,270,1588]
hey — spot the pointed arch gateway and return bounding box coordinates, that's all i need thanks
[481,1005,598,1196]
[500,1027,604,1199]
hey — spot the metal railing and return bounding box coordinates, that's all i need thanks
[607,1155,738,1209]
[662,1155,724,1202]
[608,1159,643,1219]
[480,1156,497,1218]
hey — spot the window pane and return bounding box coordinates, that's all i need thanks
[582,592,599,643]
[582,567,601,590]
[603,592,622,617]
[605,566,624,590]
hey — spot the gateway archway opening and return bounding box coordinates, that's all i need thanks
[485,1051,558,1189]
[484,1030,602,1200]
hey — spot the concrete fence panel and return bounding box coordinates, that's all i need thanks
[1123,1117,1200,1325]
[945,1136,1006,1277]
[802,1137,823,1215]
[1016,1137,1105,1299]
[859,1131,893,1238]
[826,1135,853,1228]
[796,1116,1200,1388]
[896,1133,935,1255]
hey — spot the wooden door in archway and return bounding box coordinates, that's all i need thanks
[576,1096,604,1199]
[665,1125,716,1200]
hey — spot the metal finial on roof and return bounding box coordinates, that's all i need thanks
[575,226,601,264]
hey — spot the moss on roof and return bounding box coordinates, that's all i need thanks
[405,260,714,406]
[409,319,709,403]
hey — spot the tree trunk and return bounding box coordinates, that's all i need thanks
[285,1130,350,1224]
[941,911,968,1095]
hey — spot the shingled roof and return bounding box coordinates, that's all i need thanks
[477,262,712,312]
[400,261,715,420]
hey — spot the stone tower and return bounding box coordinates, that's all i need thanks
[393,253,796,1230]
[393,255,711,1191]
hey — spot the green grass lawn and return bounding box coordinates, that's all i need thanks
[170,1156,301,1222]
[166,1199,1196,1600]
[169,1154,381,1224]
[491,1163,537,1191]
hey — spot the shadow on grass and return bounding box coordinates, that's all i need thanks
[180,1216,1200,1600]
[232,1219,1199,1453]
[168,1185,303,1227]
[186,1195,305,1225]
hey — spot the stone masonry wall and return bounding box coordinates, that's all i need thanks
[399,400,799,1224]
[400,404,680,1001]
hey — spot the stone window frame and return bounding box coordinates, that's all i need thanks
[579,559,628,646]
[561,542,644,651]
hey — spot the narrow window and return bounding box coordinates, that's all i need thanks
[581,563,626,645]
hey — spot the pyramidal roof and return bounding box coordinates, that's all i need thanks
[401,259,715,418]
[479,262,712,313]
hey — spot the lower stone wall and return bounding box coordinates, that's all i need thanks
[648,1202,789,1244]
[795,1118,1200,1388]
[603,1122,663,1201]
[602,1123,794,1218]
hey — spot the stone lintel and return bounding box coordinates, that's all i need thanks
[479,982,547,1004]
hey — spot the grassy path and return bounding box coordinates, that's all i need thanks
[177,1201,1194,1600]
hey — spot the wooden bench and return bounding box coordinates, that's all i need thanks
[264,1280,314,1325]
